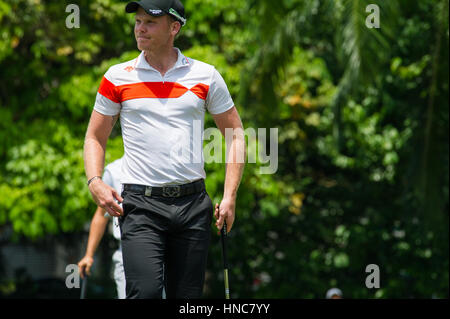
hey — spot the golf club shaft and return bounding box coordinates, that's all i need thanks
[221,221,230,299]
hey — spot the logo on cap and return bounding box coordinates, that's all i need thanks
[149,9,162,14]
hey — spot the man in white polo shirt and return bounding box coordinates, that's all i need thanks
[83,0,245,299]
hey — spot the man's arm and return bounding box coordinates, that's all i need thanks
[84,110,123,216]
[211,106,246,233]
[77,206,109,278]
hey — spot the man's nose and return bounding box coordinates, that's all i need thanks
[136,24,147,34]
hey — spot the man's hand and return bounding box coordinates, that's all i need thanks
[88,179,123,217]
[78,255,94,279]
[214,198,235,234]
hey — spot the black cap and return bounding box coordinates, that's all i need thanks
[126,0,186,26]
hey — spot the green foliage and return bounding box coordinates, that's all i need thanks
[0,0,447,298]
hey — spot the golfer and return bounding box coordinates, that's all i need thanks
[83,0,245,299]
[78,157,126,299]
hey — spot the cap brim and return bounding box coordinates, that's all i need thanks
[125,1,166,16]
[125,2,140,13]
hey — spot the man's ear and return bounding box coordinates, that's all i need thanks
[171,21,181,36]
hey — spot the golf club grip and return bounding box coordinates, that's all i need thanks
[80,271,87,299]
[220,222,228,269]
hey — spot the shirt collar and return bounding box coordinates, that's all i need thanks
[134,47,190,71]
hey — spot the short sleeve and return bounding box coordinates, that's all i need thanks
[205,68,234,115]
[94,69,121,116]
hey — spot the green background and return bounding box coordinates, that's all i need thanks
[0,0,448,298]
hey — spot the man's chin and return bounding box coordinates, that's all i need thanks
[137,44,151,51]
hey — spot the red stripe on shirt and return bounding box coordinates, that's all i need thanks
[115,82,210,102]
[189,83,210,100]
[118,82,189,102]
[98,76,120,103]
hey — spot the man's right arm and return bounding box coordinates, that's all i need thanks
[77,206,109,278]
[84,110,123,216]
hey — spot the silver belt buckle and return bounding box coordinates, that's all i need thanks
[145,186,152,196]
[163,186,181,197]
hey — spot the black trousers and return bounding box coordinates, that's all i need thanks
[119,187,213,299]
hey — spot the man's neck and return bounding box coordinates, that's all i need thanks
[144,46,178,77]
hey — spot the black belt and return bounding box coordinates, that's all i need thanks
[123,179,205,198]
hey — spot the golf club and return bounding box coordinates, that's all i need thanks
[80,269,88,299]
[220,220,230,299]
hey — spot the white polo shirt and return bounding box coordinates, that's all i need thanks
[94,48,234,186]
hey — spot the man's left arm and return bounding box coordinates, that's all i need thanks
[212,106,246,233]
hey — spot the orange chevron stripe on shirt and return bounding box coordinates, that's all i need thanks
[98,77,210,102]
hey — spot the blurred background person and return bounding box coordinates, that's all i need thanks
[78,157,126,299]
[326,288,343,299]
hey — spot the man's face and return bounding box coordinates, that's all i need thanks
[134,7,178,51]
